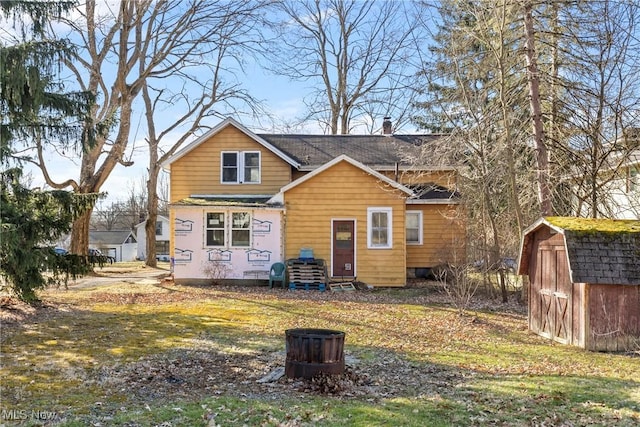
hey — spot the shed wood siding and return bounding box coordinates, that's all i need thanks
[520,218,640,352]
[527,229,578,345]
[587,284,640,352]
[283,161,407,286]
[406,205,465,268]
[170,125,292,202]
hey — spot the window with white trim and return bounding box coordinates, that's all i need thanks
[231,212,251,247]
[205,212,225,246]
[243,152,260,183]
[367,207,392,249]
[221,151,260,184]
[406,210,423,245]
[205,212,252,248]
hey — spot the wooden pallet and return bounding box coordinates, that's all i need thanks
[329,282,356,292]
[287,259,326,291]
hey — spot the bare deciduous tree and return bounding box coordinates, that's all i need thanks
[31,0,267,255]
[551,0,640,218]
[269,0,427,134]
[139,1,268,267]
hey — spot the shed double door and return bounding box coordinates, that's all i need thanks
[532,244,572,344]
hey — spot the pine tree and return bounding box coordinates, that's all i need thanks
[1,1,99,303]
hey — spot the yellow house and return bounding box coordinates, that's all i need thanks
[163,117,464,287]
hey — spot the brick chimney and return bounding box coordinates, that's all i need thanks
[382,117,392,135]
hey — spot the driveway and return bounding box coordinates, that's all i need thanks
[68,265,171,289]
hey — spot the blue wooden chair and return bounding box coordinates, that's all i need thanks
[269,262,286,288]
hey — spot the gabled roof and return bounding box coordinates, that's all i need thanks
[162,117,448,172]
[257,133,447,170]
[89,230,137,246]
[269,154,413,204]
[162,117,301,169]
[135,215,169,230]
[518,217,640,285]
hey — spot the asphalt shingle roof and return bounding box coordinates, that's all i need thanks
[89,230,136,245]
[407,183,461,200]
[563,229,640,285]
[256,134,444,169]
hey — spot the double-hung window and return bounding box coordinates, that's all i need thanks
[406,211,423,245]
[221,151,260,184]
[367,207,393,249]
[205,212,251,248]
[206,213,225,246]
[231,212,251,247]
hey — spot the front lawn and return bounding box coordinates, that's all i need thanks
[1,278,638,426]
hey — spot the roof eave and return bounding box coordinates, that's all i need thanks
[406,199,460,205]
[279,154,414,197]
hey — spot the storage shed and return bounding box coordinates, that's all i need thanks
[518,217,640,352]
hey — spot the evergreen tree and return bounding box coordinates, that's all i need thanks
[1,1,99,303]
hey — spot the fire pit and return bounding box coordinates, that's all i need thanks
[285,328,345,379]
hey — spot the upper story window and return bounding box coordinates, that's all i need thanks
[367,207,393,249]
[155,221,163,236]
[221,151,261,184]
[406,211,423,245]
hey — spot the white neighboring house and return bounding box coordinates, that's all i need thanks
[89,230,138,262]
[608,149,640,219]
[582,147,640,220]
[135,215,171,261]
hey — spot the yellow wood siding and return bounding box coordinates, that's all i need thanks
[406,204,466,267]
[169,126,292,202]
[283,161,407,286]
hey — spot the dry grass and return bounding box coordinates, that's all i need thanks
[1,275,639,426]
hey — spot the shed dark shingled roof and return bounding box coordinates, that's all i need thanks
[564,229,640,285]
[256,134,444,168]
[520,217,640,285]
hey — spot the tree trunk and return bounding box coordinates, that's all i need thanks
[145,162,159,268]
[523,2,553,216]
[70,208,93,255]
[498,269,508,303]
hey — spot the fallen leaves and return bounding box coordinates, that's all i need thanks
[1,275,639,426]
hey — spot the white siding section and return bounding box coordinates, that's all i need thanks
[172,207,283,280]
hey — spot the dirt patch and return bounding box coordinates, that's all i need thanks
[0,297,66,326]
[91,345,466,406]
